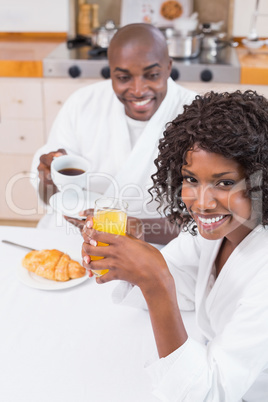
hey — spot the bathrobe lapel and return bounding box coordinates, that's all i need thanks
[195,238,222,339]
[104,79,183,216]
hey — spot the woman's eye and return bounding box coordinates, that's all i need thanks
[183,176,197,184]
[218,180,235,187]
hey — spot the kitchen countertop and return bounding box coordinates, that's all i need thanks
[0,38,64,77]
[236,46,268,85]
[0,37,268,85]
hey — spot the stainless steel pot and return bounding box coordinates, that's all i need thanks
[201,31,238,50]
[91,20,118,49]
[201,31,227,50]
[167,31,204,59]
[159,27,203,59]
[199,23,238,50]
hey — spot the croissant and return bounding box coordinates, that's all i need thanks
[22,249,86,281]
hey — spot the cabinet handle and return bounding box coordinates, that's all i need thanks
[17,99,23,104]
[56,100,63,105]
[19,136,25,141]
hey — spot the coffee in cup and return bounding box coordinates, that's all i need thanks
[51,155,90,191]
[58,168,85,176]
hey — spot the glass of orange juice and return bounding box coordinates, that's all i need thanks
[90,197,128,277]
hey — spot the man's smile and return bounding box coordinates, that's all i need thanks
[130,98,153,106]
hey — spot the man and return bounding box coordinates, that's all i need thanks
[32,23,196,244]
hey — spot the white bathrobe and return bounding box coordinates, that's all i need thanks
[112,225,268,401]
[31,78,196,230]
[144,225,268,402]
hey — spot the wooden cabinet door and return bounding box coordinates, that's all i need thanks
[0,154,44,221]
[0,78,43,119]
[0,120,44,154]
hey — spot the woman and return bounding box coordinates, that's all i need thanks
[82,90,268,401]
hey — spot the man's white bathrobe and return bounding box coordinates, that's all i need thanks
[31,78,196,229]
[115,225,268,401]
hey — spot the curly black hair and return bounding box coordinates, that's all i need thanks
[151,90,268,233]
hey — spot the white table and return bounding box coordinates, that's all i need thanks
[0,226,159,402]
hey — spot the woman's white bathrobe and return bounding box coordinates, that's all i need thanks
[31,78,196,229]
[113,225,268,401]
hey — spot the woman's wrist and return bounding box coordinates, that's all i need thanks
[140,270,176,305]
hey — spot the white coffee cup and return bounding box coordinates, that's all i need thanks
[51,154,91,191]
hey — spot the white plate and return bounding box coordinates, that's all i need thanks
[49,189,102,219]
[6,227,90,290]
[17,263,89,290]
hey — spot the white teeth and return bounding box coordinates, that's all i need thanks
[132,99,151,106]
[198,215,224,224]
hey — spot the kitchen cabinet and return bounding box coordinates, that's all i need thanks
[0,154,45,220]
[0,80,43,119]
[0,77,97,222]
[0,78,45,221]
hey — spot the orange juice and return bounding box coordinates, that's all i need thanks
[90,208,127,276]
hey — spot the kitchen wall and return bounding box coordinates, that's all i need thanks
[0,0,68,32]
[0,0,267,38]
[95,0,121,26]
[194,0,230,33]
[232,0,268,37]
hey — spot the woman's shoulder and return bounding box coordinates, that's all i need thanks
[161,229,220,263]
[243,224,268,248]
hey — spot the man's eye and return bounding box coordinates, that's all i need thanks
[146,72,160,80]
[117,76,130,82]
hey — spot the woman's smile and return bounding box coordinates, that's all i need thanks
[193,213,230,233]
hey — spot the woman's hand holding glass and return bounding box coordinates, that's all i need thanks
[81,216,170,291]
